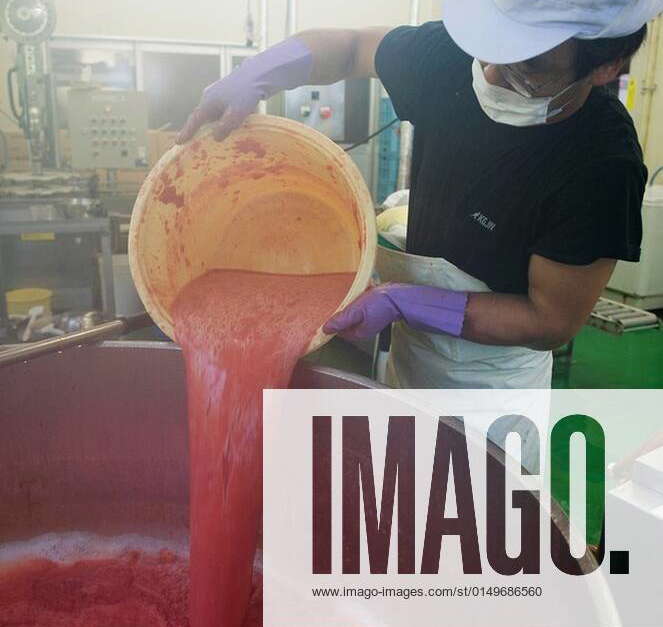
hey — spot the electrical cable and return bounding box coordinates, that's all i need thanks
[344,117,399,153]
[0,109,20,127]
[7,67,24,129]
[650,165,663,186]
[0,128,9,172]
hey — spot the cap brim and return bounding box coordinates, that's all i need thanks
[443,0,578,64]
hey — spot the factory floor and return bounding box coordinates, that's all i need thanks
[552,324,663,388]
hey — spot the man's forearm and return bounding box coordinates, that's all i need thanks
[295,27,385,84]
[177,26,386,143]
[462,292,576,351]
[461,257,615,350]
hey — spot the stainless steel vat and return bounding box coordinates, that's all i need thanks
[0,341,619,625]
[0,341,380,543]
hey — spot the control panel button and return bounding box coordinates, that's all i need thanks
[319,106,332,119]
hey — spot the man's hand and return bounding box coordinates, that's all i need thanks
[323,283,468,341]
[177,38,313,144]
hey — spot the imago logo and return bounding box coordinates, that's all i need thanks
[311,415,621,577]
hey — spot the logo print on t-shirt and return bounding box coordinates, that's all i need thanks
[469,211,496,232]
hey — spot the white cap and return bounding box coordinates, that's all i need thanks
[444,0,663,64]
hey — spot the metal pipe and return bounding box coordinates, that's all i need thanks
[286,0,297,37]
[408,0,421,29]
[650,165,663,186]
[259,0,268,50]
[0,312,152,368]
[640,16,661,157]
[258,0,269,114]
[396,0,420,190]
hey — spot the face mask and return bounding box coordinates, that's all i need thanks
[471,59,578,127]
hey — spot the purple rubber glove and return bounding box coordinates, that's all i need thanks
[323,283,469,342]
[177,38,313,143]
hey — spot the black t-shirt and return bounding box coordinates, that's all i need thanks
[375,21,647,295]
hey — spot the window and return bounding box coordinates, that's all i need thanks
[51,44,136,129]
[49,37,256,131]
[141,51,221,130]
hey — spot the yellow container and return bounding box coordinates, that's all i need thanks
[6,288,53,317]
[129,114,376,353]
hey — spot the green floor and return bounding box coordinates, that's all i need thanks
[552,324,663,389]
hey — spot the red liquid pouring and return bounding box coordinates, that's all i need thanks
[173,269,353,627]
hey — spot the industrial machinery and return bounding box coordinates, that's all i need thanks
[590,297,661,334]
[68,87,149,171]
[284,78,374,189]
[0,1,151,340]
[1,0,58,173]
[284,79,370,144]
[0,169,115,341]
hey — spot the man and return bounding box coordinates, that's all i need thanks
[178,0,662,389]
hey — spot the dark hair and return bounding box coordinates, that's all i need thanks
[574,24,648,78]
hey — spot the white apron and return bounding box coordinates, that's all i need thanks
[377,246,553,390]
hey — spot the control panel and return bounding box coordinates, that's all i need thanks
[68,88,149,170]
[283,78,370,145]
[284,81,346,142]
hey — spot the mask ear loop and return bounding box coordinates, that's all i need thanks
[544,77,590,121]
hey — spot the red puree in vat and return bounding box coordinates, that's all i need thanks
[0,269,352,627]
[0,549,189,626]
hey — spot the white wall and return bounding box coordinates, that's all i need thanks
[0,0,441,133]
[629,16,663,174]
[50,0,440,43]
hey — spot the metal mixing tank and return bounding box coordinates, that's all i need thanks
[0,341,381,543]
[0,341,620,625]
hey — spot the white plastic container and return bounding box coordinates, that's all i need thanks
[608,185,663,309]
[129,115,376,353]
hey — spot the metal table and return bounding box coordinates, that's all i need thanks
[0,216,115,338]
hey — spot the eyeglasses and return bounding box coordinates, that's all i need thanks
[499,64,568,98]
